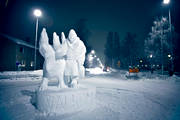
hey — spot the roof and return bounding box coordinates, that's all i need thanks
[0,33,37,49]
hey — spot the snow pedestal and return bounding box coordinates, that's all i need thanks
[37,87,96,114]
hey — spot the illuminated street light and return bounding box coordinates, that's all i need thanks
[34,9,42,17]
[33,9,42,70]
[150,54,153,58]
[91,50,95,54]
[163,0,170,4]
[150,54,153,73]
[163,0,174,73]
[140,60,143,63]
[168,54,171,58]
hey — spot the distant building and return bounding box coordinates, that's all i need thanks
[0,33,43,71]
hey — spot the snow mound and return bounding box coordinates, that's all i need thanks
[0,70,43,76]
[37,86,96,114]
[86,67,107,75]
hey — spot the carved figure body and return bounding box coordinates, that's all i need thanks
[64,29,86,88]
[39,28,67,90]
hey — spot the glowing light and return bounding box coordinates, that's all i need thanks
[30,61,34,67]
[163,0,170,4]
[140,60,143,63]
[168,54,171,58]
[91,50,95,54]
[34,9,42,17]
[150,54,153,58]
[86,67,106,75]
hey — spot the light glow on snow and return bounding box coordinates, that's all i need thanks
[86,67,106,75]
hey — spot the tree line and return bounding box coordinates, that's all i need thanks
[104,16,180,73]
[104,32,141,69]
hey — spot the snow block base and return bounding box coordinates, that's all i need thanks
[37,87,96,114]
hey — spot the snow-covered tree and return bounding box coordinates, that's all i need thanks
[144,16,172,70]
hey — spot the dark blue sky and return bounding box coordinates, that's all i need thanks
[0,0,179,61]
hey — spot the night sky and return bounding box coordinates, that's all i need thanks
[0,0,180,62]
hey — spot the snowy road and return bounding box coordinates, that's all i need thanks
[0,70,180,120]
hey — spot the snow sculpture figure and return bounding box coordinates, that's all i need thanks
[37,29,95,114]
[39,28,67,90]
[64,29,86,88]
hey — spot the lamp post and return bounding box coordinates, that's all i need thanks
[33,9,42,70]
[163,0,171,42]
[150,54,153,73]
[163,0,174,73]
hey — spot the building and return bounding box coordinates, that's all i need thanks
[0,33,43,71]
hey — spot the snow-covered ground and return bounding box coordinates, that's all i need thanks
[0,70,180,120]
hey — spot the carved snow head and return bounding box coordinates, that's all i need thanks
[68,29,77,43]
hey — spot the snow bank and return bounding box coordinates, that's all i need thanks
[0,70,43,81]
[37,86,96,114]
[86,67,107,75]
[0,70,43,76]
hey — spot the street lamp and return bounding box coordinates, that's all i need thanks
[33,9,42,70]
[150,54,153,73]
[150,54,153,58]
[163,0,171,37]
[163,0,170,4]
[91,50,95,54]
[163,0,174,73]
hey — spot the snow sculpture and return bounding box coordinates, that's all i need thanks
[39,28,67,90]
[37,87,96,114]
[64,29,86,88]
[37,28,95,115]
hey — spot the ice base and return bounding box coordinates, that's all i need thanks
[37,86,96,114]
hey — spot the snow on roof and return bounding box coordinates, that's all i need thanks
[0,33,37,49]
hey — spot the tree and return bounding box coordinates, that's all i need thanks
[104,32,114,67]
[104,32,122,68]
[122,32,137,67]
[113,32,121,58]
[144,16,173,71]
[112,32,121,68]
